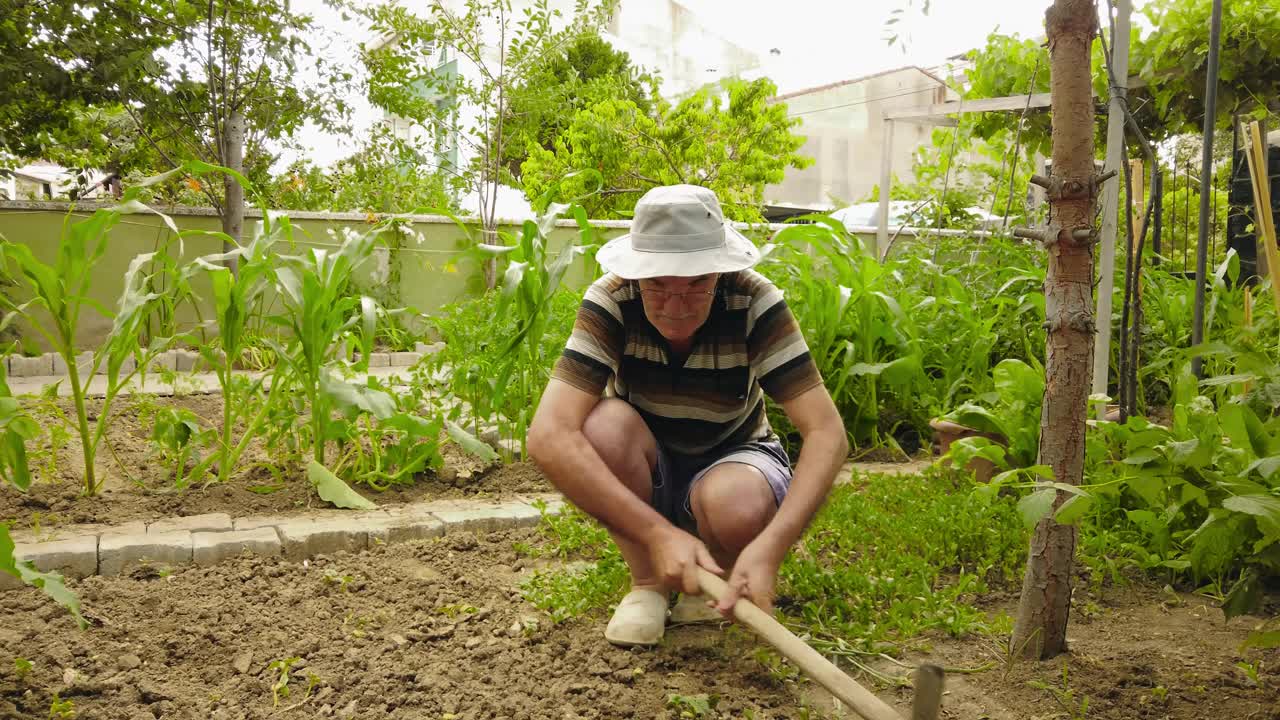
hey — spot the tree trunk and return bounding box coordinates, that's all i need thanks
[1010,0,1098,660]
[222,109,246,273]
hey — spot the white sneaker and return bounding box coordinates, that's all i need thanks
[604,588,668,646]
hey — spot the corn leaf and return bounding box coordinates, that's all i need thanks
[307,460,376,510]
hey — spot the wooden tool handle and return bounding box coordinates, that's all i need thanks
[697,568,908,720]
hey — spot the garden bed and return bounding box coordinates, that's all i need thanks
[0,519,1274,720]
[0,393,549,530]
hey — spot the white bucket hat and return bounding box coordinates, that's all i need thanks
[596,184,760,279]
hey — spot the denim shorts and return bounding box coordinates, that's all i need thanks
[651,438,793,532]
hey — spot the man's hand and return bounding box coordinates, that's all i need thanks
[647,524,723,595]
[713,536,786,617]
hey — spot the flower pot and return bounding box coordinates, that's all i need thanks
[929,418,1006,483]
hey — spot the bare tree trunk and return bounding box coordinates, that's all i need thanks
[1010,0,1099,660]
[221,109,246,273]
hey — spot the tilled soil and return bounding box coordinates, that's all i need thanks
[0,522,1276,719]
[0,528,812,720]
[1,394,549,529]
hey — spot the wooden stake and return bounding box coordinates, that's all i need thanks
[1243,286,1254,393]
[1243,122,1280,329]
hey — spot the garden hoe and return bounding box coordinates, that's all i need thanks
[697,569,944,720]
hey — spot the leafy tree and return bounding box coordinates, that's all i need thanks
[962,0,1280,150]
[520,77,811,221]
[362,0,614,270]
[500,31,654,176]
[269,129,454,214]
[1,0,347,251]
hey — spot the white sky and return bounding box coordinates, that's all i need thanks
[285,0,1151,168]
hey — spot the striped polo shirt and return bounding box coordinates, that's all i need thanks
[550,269,823,457]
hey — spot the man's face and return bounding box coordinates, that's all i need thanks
[637,274,719,343]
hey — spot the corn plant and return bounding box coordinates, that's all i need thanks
[180,223,287,484]
[0,194,172,495]
[450,203,598,456]
[0,522,86,628]
[0,349,37,490]
[267,226,381,465]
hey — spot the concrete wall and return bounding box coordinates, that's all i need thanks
[0,202,631,350]
[766,67,956,210]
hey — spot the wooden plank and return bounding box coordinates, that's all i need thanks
[885,76,1145,121]
[1243,121,1280,324]
[885,93,1054,120]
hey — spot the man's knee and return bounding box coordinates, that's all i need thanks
[582,399,657,495]
[690,464,776,553]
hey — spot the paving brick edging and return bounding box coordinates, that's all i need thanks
[3,343,444,379]
[1,493,565,591]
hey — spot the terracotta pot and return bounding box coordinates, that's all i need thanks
[929,418,1007,483]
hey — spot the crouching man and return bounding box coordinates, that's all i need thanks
[526,185,848,646]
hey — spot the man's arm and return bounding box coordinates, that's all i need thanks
[759,382,848,552]
[714,382,848,614]
[526,379,669,547]
[526,379,723,592]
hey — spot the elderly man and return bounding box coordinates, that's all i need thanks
[527,184,847,646]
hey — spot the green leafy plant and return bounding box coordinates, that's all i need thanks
[666,693,717,719]
[13,657,32,680]
[1027,664,1089,720]
[0,350,38,490]
[0,191,172,495]
[149,407,212,489]
[940,357,1046,472]
[0,524,85,629]
[267,656,300,708]
[180,217,289,485]
[47,694,74,720]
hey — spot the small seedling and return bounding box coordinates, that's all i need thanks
[436,604,477,619]
[1236,660,1263,687]
[666,693,716,719]
[1028,664,1089,720]
[13,657,32,679]
[267,657,300,708]
[1148,685,1169,703]
[48,694,74,719]
[322,569,354,592]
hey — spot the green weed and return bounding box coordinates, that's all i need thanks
[1027,664,1089,719]
[666,693,717,719]
[13,657,32,680]
[47,694,73,719]
[267,657,300,707]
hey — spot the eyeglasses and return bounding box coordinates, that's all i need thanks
[638,288,716,304]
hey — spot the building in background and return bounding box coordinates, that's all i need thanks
[763,66,958,214]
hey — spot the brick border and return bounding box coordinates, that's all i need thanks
[1,494,565,590]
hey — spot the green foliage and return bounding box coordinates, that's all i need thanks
[149,407,212,489]
[0,354,38,491]
[0,188,172,495]
[759,220,1045,452]
[501,32,655,177]
[269,129,455,214]
[0,524,86,630]
[267,657,301,708]
[519,508,628,623]
[47,694,74,720]
[424,205,597,455]
[941,358,1046,471]
[1135,0,1280,133]
[780,467,1025,656]
[363,0,615,229]
[521,78,811,221]
[963,0,1280,147]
